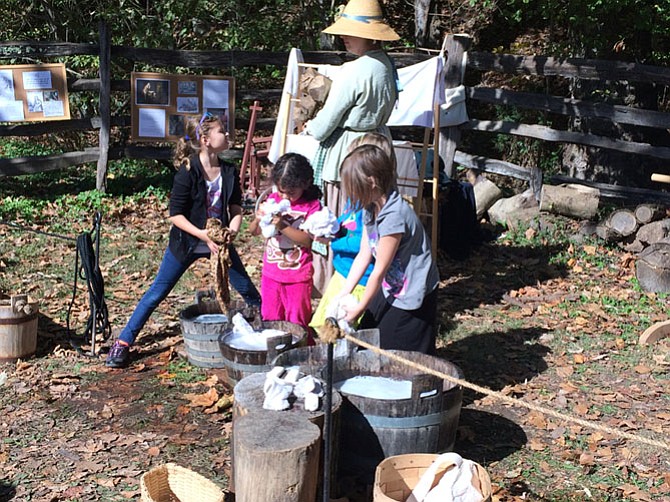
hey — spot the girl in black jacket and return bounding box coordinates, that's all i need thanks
[106,113,260,368]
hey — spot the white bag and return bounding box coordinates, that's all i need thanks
[407,452,483,502]
[439,85,468,127]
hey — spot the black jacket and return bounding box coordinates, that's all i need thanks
[167,154,242,262]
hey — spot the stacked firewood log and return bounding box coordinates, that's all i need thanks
[594,203,670,293]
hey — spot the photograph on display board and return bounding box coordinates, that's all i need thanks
[168,115,186,137]
[27,91,43,113]
[176,96,199,113]
[0,70,14,101]
[178,81,197,95]
[136,79,170,106]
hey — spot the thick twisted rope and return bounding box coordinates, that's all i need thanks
[206,219,231,311]
[341,333,670,452]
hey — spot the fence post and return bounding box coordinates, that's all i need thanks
[439,33,472,179]
[96,20,111,192]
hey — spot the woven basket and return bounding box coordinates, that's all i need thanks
[373,454,492,502]
[140,463,224,502]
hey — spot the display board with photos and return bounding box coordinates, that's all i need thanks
[131,72,235,142]
[0,63,71,122]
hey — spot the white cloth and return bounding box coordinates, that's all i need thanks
[269,48,304,163]
[324,294,357,334]
[387,55,469,129]
[258,198,291,238]
[299,207,339,237]
[263,371,293,411]
[407,453,483,502]
[440,85,469,127]
[387,56,445,128]
[285,133,320,161]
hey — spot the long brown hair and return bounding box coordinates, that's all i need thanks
[172,114,220,170]
[340,144,395,213]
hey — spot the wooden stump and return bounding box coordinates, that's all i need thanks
[539,184,599,220]
[233,412,321,502]
[233,372,342,498]
[636,241,670,293]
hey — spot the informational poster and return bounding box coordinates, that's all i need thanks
[0,63,70,122]
[131,72,235,142]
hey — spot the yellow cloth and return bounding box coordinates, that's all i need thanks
[310,271,366,330]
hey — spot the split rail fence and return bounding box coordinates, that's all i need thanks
[1,24,669,204]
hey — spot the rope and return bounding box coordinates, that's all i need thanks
[342,333,670,452]
[66,217,111,354]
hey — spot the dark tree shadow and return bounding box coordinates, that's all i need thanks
[454,409,527,465]
[437,327,551,406]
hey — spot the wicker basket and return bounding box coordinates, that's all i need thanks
[373,453,492,502]
[140,463,224,502]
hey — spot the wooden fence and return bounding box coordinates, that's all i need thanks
[1,24,669,204]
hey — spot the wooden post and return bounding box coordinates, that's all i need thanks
[96,21,111,192]
[439,34,472,180]
[233,412,321,502]
[240,101,263,194]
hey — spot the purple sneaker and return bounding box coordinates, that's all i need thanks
[105,340,130,368]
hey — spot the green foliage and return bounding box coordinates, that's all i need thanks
[0,196,44,221]
[498,0,670,63]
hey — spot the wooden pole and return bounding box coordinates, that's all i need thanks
[96,21,111,192]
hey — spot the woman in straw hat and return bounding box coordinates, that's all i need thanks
[305,0,400,294]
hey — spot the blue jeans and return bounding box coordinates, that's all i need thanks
[119,246,261,345]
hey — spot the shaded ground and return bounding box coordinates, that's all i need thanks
[1,195,669,501]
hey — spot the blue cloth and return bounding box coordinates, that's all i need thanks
[119,246,260,345]
[331,209,374,286]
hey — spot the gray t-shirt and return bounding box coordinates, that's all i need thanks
[364,190,439,310]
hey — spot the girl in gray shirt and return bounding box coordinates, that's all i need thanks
[338,144,439,354]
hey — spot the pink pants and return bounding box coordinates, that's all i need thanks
[261,275,313,343]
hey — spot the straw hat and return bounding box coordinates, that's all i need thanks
[322,0,400,41]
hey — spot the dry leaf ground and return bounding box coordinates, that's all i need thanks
[1,191,669,501]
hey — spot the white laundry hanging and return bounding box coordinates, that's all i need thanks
[268,48,304,164]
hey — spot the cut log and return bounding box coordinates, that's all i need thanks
[606,209,639,238]
[634,203,666,225]
[473,178,503,219]
[539,184,600,220]
[636,218,670,245]
[639,320,670,345]
[636,241,670,293]
[233,412,321,502]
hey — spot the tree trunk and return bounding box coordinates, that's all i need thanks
[233,412,321,502]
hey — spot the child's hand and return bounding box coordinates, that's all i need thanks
[342,302,363,323]
[273,214,288,232]
[200,228,219,255]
